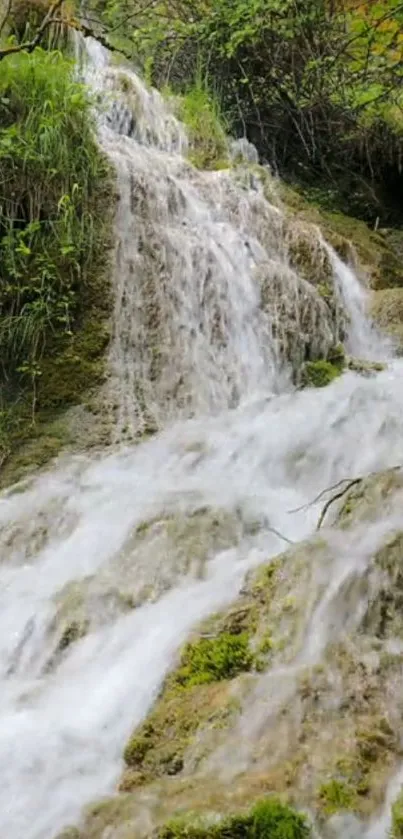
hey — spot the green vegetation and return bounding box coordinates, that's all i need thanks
[0,47,112,474]
[391,788,403,838]
[318,779,357,815]
[300,360,342,389]
[173,632,254,688]
[158,798,310,839]
[93,0,403,225]
[177,83,229,170]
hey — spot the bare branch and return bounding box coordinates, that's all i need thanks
[316,478,362,530]
[0,0,66,61]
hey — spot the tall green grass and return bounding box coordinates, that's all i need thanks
[0,47,111,461]
[177,78,229,170]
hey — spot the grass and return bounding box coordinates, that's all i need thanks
[318,779,357,815]
[158,798,311,839]
[177,81,230,170]
[172,632,254,688]
[0,47,113,473]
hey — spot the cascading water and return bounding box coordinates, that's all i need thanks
[1,37,403,839]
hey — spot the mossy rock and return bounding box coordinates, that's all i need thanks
[285,219,333,287]
[278,182,403,292]
[361,531,403,639]
[317,779,357,816]
[347,358,386,377]
[300,359,342,388]
[61,472,403,838]
[336,468,403,528]
[370,288,403,352]
[121,679,242,789]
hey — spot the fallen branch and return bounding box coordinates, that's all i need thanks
[288,477,356,514]
[316,478,362,530]
[267,525,294,545]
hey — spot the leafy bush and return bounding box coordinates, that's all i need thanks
[158,798,311,839]
[173,632,253,687]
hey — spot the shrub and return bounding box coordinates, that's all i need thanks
[0,47,112,463]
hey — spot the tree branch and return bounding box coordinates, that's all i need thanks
[316,478,362,530]
[0,0,13,38]
[0,0,66,61]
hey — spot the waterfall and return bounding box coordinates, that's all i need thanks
[1,37,403,839]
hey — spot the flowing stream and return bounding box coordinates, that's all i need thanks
[1,39,403,839]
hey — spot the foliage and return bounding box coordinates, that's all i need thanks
[173,632,253,687]
[318,779,357,815]
[176,81,229,169]
[0,47,111,465]
[391,788,403,838]
[158,798,311,839]
[94,0,403,224]
[300,359,342,388]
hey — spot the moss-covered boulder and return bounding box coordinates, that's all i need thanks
[61,467,403,839]
[299,359,342,389]
[45,505,246,666]
[278,181,403,294]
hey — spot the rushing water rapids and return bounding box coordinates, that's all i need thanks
[1,38,403,839]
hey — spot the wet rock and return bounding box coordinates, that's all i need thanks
[370,288,403,352]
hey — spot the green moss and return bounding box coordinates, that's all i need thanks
[391,789,403,838]
[173,632,254,688]
[158,798,310,839]
[121,680,238,785]
[300,359,342,389]
[318,779,357,815]
[327,343,346,372]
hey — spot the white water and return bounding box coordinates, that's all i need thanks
[1,39,403,839]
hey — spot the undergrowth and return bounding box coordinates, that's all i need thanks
[176,81,229,170]
[0,47,112,472]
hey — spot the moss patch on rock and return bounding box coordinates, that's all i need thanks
[300,359,342,388]
[391,788,403,839]
[318,779,357,815]
[172,633,254,688]
[57,474,403,839]
[371,288,403,353]
[277,181,403,293]
[158,798,311,839]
